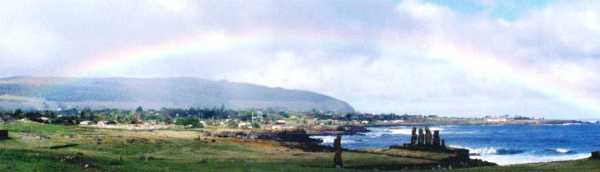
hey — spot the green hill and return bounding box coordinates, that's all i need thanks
[0,77,354,113]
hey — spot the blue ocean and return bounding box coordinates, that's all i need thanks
[312,123,600,165]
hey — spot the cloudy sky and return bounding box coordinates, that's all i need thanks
[1,0,600,119]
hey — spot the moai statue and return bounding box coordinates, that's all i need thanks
[441,139,446,148]
[425,127,432,145]
[433,130,441,147]
[333,134,343,168]
[410,127,417,145]
[417,128,424,145]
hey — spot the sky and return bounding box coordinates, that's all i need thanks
[1,0,600,119]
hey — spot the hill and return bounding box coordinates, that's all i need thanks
[0,76,354,112]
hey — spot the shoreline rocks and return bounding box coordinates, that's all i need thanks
[307,125,369,136]
[592,151,600,160]
[204,129,325,151]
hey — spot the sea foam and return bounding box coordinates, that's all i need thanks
[473,153,590,166]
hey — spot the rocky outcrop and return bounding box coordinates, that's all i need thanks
[308,125,369,135]
[0,130,7,140]
[336,125,369,134]
[389,127,494,169]
[592,151,600,160]
[204,129,324,151]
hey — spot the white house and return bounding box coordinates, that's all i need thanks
[79,120,93,125]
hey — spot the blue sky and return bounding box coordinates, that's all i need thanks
[428,0,555,20]
[1,0,600,119]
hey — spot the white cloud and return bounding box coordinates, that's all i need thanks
[1,0,600,118]
[396,0,453,19]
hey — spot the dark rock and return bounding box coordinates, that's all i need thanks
[452,148,470,161]
[336,125,369,135]
[49,143,79,149]
[0,130,8,140]
[126,138,149,144]
[592,151,600,160]
[209,129,324,151]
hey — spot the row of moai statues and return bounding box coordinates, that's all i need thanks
[410,127,445,147]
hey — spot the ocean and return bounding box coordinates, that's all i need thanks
[311,123,600,165]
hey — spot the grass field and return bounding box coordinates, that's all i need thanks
[1,121,598,172]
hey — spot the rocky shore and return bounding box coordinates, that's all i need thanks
[203,129,326,151]
[203,127,497,170]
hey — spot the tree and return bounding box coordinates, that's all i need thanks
[226,120,238,128]
[25,111,42,121]
[251,122,261,129]
[79,107,95,121]
[134,106,144,123]
[13,109,24,119]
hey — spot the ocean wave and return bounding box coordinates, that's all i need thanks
[310,136,356,144]
[555,148,570,153]
[363,128,388,137]
[473,153,590,166]
[449,145,496,155]
[458,146,586,165]
[471,147,498,155]
[496,149,526,155]
[450,145,524,155]
[543,123,583,126]
[388,128,413,135]
[544,148,574,154]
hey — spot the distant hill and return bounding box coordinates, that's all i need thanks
[0,77,355,113]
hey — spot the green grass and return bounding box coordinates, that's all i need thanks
[0,121,598,172]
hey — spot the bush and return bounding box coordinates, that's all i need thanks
[252,122,261,129]
[175,117,202,128]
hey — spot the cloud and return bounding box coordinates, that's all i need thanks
[1,0,599,118]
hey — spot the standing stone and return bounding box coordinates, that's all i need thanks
[441,139,446,148]
[410,127,417,145]
[333,134,343,168]
[0,130,7,140]
[433,130,441,147]
[425,128,432,145]
[417,128,424,145]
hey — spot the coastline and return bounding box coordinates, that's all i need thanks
[310,123,600,166]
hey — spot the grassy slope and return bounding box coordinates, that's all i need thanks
[0,121,598,172]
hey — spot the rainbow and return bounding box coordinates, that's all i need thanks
[426,39,600,115]
[64,30,352,77]
[61,30,600,116]
[63,31,248,76]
